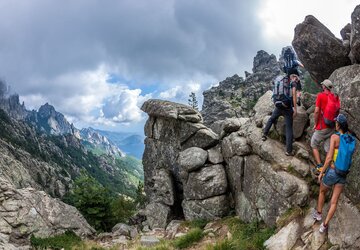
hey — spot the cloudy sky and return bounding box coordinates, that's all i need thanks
[0,0,358,134]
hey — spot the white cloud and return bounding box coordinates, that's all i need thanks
[101,88,151,124]
[258,0,358,54]
[20,65,151,127]
[159,81,201,103]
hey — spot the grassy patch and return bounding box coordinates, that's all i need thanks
[206,239,236,250]
[276,207,304,228]
[223,217,275,250]
[181,219,208,229]
[173,228,204,249]
[30,231,81,250]
[136,240,172,250]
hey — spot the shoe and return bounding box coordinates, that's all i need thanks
[312,210,322,221]
[319,222,328,233]
[261,135,267,141]
[285,151,294,156]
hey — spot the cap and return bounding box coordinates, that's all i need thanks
[320,79,333,89]
[335,114,347,124]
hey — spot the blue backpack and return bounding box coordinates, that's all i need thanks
[334,132,356,176]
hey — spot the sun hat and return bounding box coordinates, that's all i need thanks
[320,79,333,89]
[335,113,347,124]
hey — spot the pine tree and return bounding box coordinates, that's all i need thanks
[188,92,198,110]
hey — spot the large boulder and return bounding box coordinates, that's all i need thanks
[350,5,360,63]
[145,202,171,229]
[329,64,360,203]
[146,169,175,206]
[183,164,227,200]
[253,90,274,120]
[141,99,202,123]
[221,132,251,158]
[178,147,208,172]
[247,127,310,175]
[328,196,360,249]
[264,220,301,250]
[182,195,229,221]
[0,178,94,247]
[236,155,308,226]
[293,15,351,82]
[276,106,309,139]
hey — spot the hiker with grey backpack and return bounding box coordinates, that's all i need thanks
[313,114,356,233]
[262,73,298,156]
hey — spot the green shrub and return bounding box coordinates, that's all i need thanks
[173,228,204,249]
[30,230,81,250]
[66,174,113,232]
[110,195,136,224]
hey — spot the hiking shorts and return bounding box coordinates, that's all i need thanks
[322,168,346,187]
[311,128,334,152]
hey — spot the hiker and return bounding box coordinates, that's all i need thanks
[282,46,304,106]
[282,46,304,76]
[311,79,340,175]
[313,114,356,233]
[262,73,297,156]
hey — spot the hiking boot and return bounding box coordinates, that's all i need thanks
[319,222,328,233]
[261,135,267,141]
[312,164,323,176]
[312,210,322,221]
[285,151,294,156]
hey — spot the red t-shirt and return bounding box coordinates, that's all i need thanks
[315,92,329,130]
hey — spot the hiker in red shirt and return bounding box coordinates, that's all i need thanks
[311,79,340,175]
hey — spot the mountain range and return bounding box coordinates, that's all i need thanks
[0,81,143,198]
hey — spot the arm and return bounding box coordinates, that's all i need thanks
[295,60,304,68]
[318,134,338,182]
[292,86,297,116]
[314,106,320,129]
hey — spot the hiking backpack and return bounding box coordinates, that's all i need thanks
[272,75,292,109]
[283,47,298,75]
[323,93,340,128]
[334,132,356,175]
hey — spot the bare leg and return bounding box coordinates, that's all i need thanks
[317,182,329,213]
[313,148,321,165]
[324,184,344,226]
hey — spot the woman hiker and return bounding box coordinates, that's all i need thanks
[313,114,356,233]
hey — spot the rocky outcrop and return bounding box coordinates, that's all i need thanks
[350,5,360,63]
[141,100,220,228]
[0,178,95,248]
[329,64,360,204]
[201,50,280,126]
[292,15,351,83]
[142,98,311,229]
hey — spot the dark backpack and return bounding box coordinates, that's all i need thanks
[272,75,292,109]
[322,93,340,128]
[334,132,356,176]
[283,48,298,76]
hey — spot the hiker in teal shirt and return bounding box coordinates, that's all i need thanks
[313,114,356,233]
